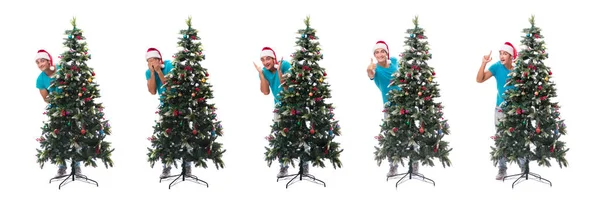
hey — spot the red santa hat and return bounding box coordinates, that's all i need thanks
[260,47,279,68]
[499,42,517,59]
[36,49,55,70]
[373,40,391,64]
[145,48,164,68]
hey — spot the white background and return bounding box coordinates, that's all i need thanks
[0,0,596,207]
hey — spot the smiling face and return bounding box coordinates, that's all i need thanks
[36,58,50,71]
[499,50,513,65]
[260,56,276,70]
[374,48,388,64]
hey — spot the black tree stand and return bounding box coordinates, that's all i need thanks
[502,158,552,188]
[277,158,326,188]
[49,161,98,190]
[160,162,208,189]
[387,157,435,188]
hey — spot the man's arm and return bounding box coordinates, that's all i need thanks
[39,89,49,103]
[476,50,494,83]
[278,59,292,90]
[146,69,157,95]
[367,58,376,80]
[476,63,493,83]
[259,71,270,95]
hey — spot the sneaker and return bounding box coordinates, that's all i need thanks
[55,167,67,177]
[387,166,398,177]
[277,166,288,178]
[411,162,419,175]
[160,166,171,178]
[496,168,507,180]
[74,166,82,175]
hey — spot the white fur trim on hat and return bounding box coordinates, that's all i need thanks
[373,43,389,54]
[260,47,276,60]
[499,44,514,57]
[36,52,51,62]
[146,48,164,68]
[146,50,162,60]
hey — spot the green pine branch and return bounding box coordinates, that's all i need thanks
[264,16,342,170]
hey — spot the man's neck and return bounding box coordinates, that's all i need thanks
[378,61,389,68]
[43,69,55,76]
[503,62,513,70]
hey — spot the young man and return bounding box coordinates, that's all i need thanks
[144,48,191,178]
[475,42,526,180]
[367,40,420,177]
[35,49,81,177]
[253,46,305,178]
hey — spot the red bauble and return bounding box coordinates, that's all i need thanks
[323,72,327,76]
[81,129,86,135]
[193,129,197,135]
[310,129,315,134]
[392,127,398,132]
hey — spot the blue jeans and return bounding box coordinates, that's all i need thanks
[58,161,81,169]
[495,107,526,170]
[163,161,191,168]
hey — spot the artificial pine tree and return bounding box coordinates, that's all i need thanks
[264,16,342,188]
[373,16,451,186]
[490,15,567,187]
[35,17,114,189]
[147,17,224,188]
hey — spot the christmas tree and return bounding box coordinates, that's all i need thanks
[373,16,452,179]
[35,17,114,177]
[264,16,343,174]
[147,17,225,173]
[490,15,568,178]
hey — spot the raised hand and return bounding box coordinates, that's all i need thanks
[253,62,262,73]
[367,58,376,72]
[482,50,492,64]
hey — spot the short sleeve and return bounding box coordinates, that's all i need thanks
[281,60,292,74]
[36,74,48,90]
[36,75,44,90]
[145,69,151,80]
[489,61,499,76]
[163,60,174,75]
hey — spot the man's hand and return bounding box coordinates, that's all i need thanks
[482,50,492,64]
[367,58,376,78]
[253,62,262,73]
[276,58,283,72]
[148,62,156,73]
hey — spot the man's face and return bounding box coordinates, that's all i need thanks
[499,50,512,65]
[36,58,49,71]
[260,56,275,70]
[374,48,388,63]
[147,58,161,68]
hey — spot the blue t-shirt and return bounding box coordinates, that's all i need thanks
[145,60,174,101]
[36,64,62,94]
[372,57,401,105]
[489,61,516,106]
[259,60,292,105]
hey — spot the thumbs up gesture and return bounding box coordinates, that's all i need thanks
[367,58,376,79]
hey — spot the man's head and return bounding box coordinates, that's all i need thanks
[373,40,391,65]
[35,49,54,71]
[260,47,278,70]
[499,42,517,65]
[146,48,164,68]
